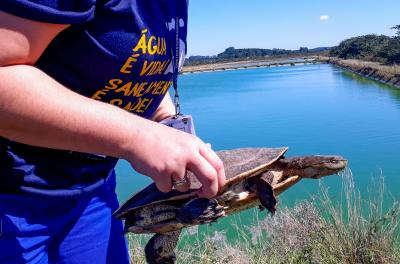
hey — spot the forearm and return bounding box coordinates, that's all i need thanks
[0,64,148,159]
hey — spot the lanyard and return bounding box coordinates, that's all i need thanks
[171,16,181,116]
[161,0,183,117]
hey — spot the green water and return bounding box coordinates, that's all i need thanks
[116,63,400,236]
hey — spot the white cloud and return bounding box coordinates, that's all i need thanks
[320,15,329,21]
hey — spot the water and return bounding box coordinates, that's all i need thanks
[116,64,400,237]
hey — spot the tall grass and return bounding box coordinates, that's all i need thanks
[128,169,400,264]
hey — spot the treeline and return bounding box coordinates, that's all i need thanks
[330,25,400,64]
[184,46,330,66]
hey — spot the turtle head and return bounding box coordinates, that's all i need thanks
[284,155,347,179]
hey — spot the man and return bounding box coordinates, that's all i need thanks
[0,0,225,263]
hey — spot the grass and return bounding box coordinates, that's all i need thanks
[332,58,400,75]
[127,169,400,264]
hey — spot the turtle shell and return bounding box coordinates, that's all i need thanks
[113,147,288,219]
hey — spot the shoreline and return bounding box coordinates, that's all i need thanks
[181,57,322,74]
[182,56,400,90]
[327,58,400,89]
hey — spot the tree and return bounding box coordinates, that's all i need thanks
[329,35,392,60]
[378,39,400,63]
[391,25,400,39]
[299,47,309,53]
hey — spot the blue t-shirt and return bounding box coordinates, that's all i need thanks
[0,0,188,197]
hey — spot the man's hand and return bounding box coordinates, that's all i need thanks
[124,121,226,198]
[148,82,225,196]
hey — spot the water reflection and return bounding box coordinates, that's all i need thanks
[339,68,400,103]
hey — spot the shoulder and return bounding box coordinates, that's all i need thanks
[0,0,97,24]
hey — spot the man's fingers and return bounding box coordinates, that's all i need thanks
[154,174,172,193]
[187,154,219,198]
[171,170,190,192]
[199,144,226,191]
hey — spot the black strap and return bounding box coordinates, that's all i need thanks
[171,16,181,116]
[161,0,182,116]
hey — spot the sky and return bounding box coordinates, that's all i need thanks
[186,0,400,56]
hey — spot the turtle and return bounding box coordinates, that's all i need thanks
[113,147,347,264]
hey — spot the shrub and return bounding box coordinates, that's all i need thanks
[128,170,400,264]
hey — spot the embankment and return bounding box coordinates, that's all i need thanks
[182,57,320,74]
[328,58,400,88]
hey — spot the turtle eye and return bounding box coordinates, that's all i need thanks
[330,159,338,164]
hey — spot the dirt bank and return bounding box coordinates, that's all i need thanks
[181,57,319,73]
[328,58,400,88]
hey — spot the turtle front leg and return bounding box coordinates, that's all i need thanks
[256,172,277,214]
[145,230,181,264]
[246,172,277,214]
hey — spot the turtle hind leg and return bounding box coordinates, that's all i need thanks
[176,198,225,225]
[256,172,277,215]
[144,231,181,264]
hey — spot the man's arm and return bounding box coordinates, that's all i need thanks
[0,11,225,198]
[152,92,176,122]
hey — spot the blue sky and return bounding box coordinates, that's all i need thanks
[186,0,400,56]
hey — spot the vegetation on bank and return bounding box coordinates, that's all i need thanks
[128,170,400,264]
[329,26,400,64]
[329,58,400,75]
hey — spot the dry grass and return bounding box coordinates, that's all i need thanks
[332,58,400,75]
[128,169,400,264]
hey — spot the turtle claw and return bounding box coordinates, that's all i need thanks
[176,198,225,225]
[258,205,265,212]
